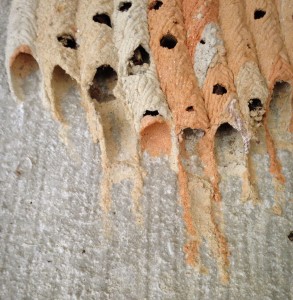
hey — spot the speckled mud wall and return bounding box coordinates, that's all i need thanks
[2,0,293,296]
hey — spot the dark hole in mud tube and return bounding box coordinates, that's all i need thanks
[88,65,118,103]
[51,66,76,122]
[216,123,235,137]
[11,52,39,79]
[182,128,205,140]
[288,231,293,242]
[134,46,150,65]
[118,2,132,12]
[200,39,205,44]
[273,81,291,96]
[213,84,227,95]
[160,34,178,49]
[149,0,163,10]
[92,13,112,27]
[57,34,78,49]
[128,45,150,75]
[143,110,159,117]
[186,106,194,112]
[52,65,75,91]
[254,9,266,19]
[248,98,263,111]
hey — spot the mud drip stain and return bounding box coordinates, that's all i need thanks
[6,0,293,284]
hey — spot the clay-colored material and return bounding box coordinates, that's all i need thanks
[148,0,217,275]
[178,132,230,283]
[10,46,38,79]
[218,0,269,201]
[76,0,143,219]
[245,0,293,183]
[275,0,293,67]
[112,0,172,159]
[36,0,79,122]
[219,0,269,130]
[182,0,251,202]
[182,0,237,127]
[112,0,170,131]
[76,0,115,143]
[6,0,293,285]
[147,0,231,277]
[178,161,200,268]
[147,0,209,134]
[140,116,171,157]
[6,0,39,102]
[245,0,293,92]
[275,0,293,132]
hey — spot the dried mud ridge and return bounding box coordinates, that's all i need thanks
[6,0,293,283]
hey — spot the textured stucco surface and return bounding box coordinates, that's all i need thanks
[1,1,293,299]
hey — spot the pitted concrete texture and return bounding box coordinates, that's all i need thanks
[1,1,293,299]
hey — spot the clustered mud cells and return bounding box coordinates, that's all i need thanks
[6,0,293,283]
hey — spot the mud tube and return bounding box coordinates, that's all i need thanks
[76,0,115,143]
[34,0,79,122]
[76,0,117,213]
[218,0,271,202]
[6,0,40,102]
[182,0,242,129]
[147,0,211,277]
[245,0,293,183]
[275,0,293,132]
[76,0,143,219]
[147,0,209,135]
[219,0,269,131]
[178,127,230,284]
[245,0,293,92]
[182,0,251,200]
[275,0,293,66]
[112,0,172,158]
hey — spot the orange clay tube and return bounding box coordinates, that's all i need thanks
[275,0,293,132]
[181,0,248,202]
[245,0,293,183]
[148,0,210,275]
[218,0,270,203]
[147,0,209,135]
[218,0,269,131]
[274,0,293,67]
[182,0,239,128]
